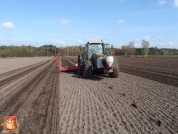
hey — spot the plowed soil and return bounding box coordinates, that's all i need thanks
[118,57,178,87]
[0,57,177,134]
[0,57,54,74]
[64,56,178,87]
[0,58,59,133]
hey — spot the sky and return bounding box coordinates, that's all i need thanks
[0,0,178,48]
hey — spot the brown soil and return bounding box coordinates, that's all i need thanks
[0,59,59,133]
[118,57,178,87]
[64,56,178,87]
[0,57,54,74]
[0,57,177,134]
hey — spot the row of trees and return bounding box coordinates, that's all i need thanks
[0,41,178,57]
[0,45,81,57]
[120,40,150,57]
[118,40,178,57]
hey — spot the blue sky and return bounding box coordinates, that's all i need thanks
[0,0,178,48]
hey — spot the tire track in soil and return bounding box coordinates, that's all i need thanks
[84,74,177,134]
[119,76,178,133]
[59,71,178,134]
[0,60,55,105]
[0,61,52,114]
[59,72,128,134]
[59,58,178,134]
[0,60,54,98]
[120,66,178,87]
[0,59,59,133]
[79,76,149,134]
[0,60,51,83]
[60,58,127,133]
[61,58,76,67]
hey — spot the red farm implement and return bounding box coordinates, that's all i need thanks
[56,55,78,72]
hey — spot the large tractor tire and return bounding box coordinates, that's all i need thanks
[109,67,119,78]
[82,60,93,79]
[78,55,83,75]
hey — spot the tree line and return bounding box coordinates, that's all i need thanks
[114,40,178,57]
[0,45,81,57]
[0,40,178,58]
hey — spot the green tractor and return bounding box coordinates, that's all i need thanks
[78,40,119,79]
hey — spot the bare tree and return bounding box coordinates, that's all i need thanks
[142,40,150,57]
[127,41,135,57]
[161,48,169,55]
[121,45,128,57]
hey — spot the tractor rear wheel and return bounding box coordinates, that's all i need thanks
[78,55,83,75]
[82,60,92,79]
[109,67,119,78]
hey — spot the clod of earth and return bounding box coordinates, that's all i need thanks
[149,118,162,127]
[131,101,138,109]
[120,93,126,96]
[109,85,114,89]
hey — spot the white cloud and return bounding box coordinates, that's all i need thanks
[168,41,178,47]
[87,36,102,42]
[143,36,163,41]
[1,22,15,29]
[52,40,67,45]
[143,36,156,40]
[168,41,174,45]
[59,19,70,25]
[174,0,178,7]
[76,39,82,44]
[158,41,178,48]
[118,19,125,24]
[159,0,167,5]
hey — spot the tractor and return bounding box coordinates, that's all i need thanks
[78,40,119,79]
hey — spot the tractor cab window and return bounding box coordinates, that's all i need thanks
[104,44,112,55]
[84,45,88,52]
[89,44,103,54]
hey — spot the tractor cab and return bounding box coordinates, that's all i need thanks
[87,41,104,60]
[79,41,113,60]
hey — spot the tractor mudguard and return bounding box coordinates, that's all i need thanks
[82,53,88,60]
[91,53,98,66]
[78,54,83,62]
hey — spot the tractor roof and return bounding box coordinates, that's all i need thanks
[88,41,103,44]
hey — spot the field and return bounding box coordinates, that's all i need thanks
[0,57,177,133]
[118,57,178,87]
[0,57,54,74]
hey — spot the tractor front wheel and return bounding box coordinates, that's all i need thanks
[109,67,119,78]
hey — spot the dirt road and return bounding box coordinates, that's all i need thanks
[0,57,177,133]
